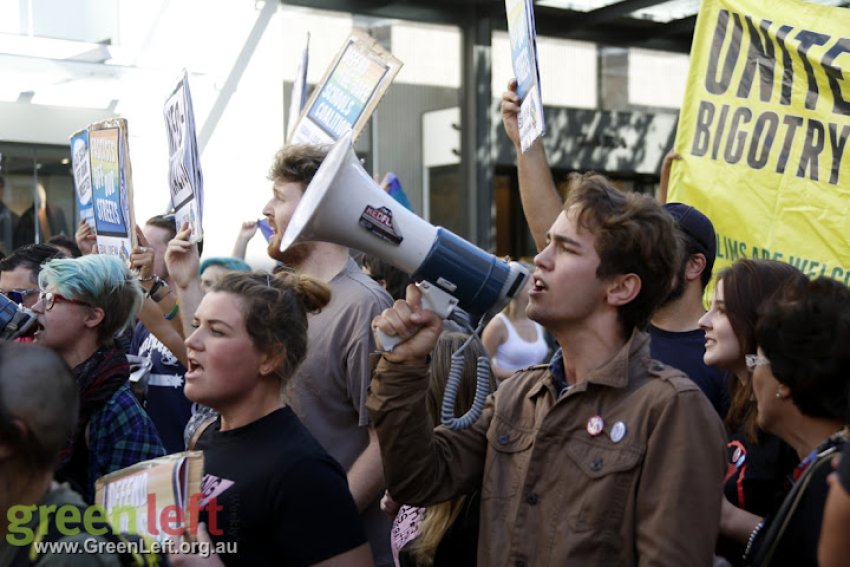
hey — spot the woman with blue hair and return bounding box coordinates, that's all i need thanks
[199,256,251,294]
[32,254,165,502]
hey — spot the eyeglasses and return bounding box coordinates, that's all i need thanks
[745,354,770,371]
[35,291,92,311]
[0,288,39,305]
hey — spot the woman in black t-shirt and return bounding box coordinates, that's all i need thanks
[173,271,372,567]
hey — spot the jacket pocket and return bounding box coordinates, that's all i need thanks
[482,418,535,502]
[563,437,643,533]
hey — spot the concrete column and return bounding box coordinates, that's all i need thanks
[460,9,493,249]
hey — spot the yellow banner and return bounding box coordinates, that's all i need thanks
[671,0,850,284]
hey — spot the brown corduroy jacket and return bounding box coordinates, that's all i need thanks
[368,330,727,567]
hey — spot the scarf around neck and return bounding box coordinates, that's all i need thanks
[56,345,129,488]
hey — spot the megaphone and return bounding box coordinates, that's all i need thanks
[281,132,530,335]
[282,132,530,430]
[0,294,36,341]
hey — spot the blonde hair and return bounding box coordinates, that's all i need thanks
[410,332,493,565]
[503,260,534,320]
[409,500,469,566]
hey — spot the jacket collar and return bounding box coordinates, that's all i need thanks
[530,328,650,399]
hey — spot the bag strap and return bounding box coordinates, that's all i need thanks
[187,416,217,450]
[748,446,838,566]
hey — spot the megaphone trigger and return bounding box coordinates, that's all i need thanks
[375,281,459,352]
[415,281,460,320]
[375,328,402,352]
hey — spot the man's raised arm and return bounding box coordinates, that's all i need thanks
[501,78,562,251]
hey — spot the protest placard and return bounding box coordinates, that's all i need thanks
[164,70,204,242]
[69,129,95,230]
[287,32,310,142]
[506,0,545,152]
[89,118,136,260]
[95,452,205,543]
[670,0,850,284]
[289,30,402,144]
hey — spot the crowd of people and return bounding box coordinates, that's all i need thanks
[0,76,848,567]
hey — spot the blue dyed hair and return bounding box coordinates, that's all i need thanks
[38,255,143,345]
[199,257,252,275]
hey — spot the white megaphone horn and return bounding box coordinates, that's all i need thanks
[282,132,529,430]
[281,131,529,346]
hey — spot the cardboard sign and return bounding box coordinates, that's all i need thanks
[164,70,204,242]
[89,118,136,260]
[95,452,205,543]
[69,128,95,230]
[290,30,402,145]
[506,0,545,152]
[287,32,310,142]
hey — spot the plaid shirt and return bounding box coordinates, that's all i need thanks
[88,383,166,491]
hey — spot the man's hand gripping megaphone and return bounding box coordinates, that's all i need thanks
[371,282,446,363]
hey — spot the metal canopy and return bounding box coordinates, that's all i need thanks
[282,0,850,52]
[282,0,698,53]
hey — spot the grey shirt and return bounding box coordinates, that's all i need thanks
[291,256,394,565]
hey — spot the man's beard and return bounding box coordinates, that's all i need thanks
[267,238,314,269]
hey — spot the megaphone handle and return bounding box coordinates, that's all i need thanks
[376,328,404,352]
[376,281,459,352]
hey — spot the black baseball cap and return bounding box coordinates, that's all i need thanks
[664,203,717,271]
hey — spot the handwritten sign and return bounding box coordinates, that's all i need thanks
[164,70,203,242]
[96,452,205,543]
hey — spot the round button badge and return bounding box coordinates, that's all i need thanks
[586,416,604,437]
[610,421,627,443]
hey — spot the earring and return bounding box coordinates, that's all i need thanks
[775,391,782,399]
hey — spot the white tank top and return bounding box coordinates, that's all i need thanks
[492,313,549,372]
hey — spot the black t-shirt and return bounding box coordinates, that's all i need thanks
[131,322,192,453]
[647,325,731,417]
[719,428,798,566]
[196,407,367,566]
[724,428,798,516]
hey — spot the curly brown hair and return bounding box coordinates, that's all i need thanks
[566,174,682,334]
[212,271,331,388]
[267,144,331,187]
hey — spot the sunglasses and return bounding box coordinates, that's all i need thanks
[745,354,770,371]
[0,288,39,305]
[35,291,93,311]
